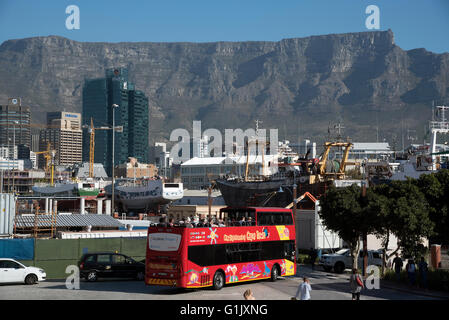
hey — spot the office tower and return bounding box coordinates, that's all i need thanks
[82,67,149,175]
[0,98,31,158]
[128,89,149,163]
[39,112,83,167]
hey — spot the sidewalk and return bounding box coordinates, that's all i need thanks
[297,264,449,299]
[380,279,449,300]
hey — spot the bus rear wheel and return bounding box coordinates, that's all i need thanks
[212,271,225,290]
[270,265,279,282]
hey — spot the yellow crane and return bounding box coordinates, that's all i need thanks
[34,142,56,186]
[82,118,119,178]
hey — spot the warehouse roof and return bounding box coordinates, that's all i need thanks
[15,214,124,228]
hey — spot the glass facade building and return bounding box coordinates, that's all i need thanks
[0,98,31,159]
[82,68,149,175]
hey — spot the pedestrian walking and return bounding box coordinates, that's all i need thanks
[392,253,403,282]
[243,289,255,300]
[406,259,417,287]
[418,257,428,289]
[350,269,364,300]
[292,277,312,300]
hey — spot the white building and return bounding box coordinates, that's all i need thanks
[0,158,24,171]
[149,142,173,178]
[0,146,18,159]
[181,155,277,189]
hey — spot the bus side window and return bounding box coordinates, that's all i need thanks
[273,213,283,225]
[284,212,293,225]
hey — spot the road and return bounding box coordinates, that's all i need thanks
[0,265,441,300]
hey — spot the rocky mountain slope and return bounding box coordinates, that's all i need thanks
[0,30,448,145]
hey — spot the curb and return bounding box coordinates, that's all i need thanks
[380,281,449,300]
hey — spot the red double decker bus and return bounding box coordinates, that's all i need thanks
[145,207,296,289]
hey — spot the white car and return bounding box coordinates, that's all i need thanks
[0,258,46,285]
[319,249,383,273]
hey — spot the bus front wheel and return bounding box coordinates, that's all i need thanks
[212,271,225,290]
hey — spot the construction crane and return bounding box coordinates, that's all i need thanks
[34,142,56,186]
[82,118,123,178]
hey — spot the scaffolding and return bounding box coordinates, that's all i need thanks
[33,200,57,238]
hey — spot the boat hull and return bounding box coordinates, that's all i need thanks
[216,178,328,207]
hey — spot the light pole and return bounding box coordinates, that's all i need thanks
[111,104,119,216]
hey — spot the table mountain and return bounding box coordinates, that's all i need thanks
[0,30,448,146]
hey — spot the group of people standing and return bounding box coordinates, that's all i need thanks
[392,254,428,289]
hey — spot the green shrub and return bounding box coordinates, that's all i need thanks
[383,269,449,292]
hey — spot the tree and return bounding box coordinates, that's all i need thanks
[416,170,449,244]
[364,184,391,275]
[319,184,378,270]
[386,180,434,259]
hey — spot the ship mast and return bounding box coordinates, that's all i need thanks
[429,105,449,170]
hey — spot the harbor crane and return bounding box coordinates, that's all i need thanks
[82,118,123,178]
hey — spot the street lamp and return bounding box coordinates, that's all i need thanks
[111,104,119,216]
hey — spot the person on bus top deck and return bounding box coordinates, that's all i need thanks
[218,218,226,227]
[185,217,193,228]
[247,216,253,226]
[239,216,246,226]
[168,218,175,227]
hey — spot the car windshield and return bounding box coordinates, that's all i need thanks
[335,249,349,255]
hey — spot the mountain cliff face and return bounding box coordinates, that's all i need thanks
[0,30,448,144]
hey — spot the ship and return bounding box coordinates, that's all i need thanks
[104,179,183,213]
[32,179,103,198]
[216,141,355,208]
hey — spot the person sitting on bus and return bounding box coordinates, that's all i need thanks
[196,219,204,228]
[158,217,167,227]
[247,217,254,226]
[218,218,226,227]
[203,219,211,228]
[168,218,175,227]
[239,217,246,226]
[209,219,218,227]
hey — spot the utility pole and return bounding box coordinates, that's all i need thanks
[111,104,119,216]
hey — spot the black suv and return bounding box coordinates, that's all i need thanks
[78,252,145,282]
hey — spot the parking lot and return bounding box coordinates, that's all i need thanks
[0,265,443,301]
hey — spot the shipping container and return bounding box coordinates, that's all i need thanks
[295,200,342,251]
[0,193,16,236]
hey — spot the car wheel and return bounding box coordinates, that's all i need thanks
[87,271,98,282]
[25,274,38,285]
[270,265,279,282]
[212,271,225,290]
[136,271,145,281]
[323,266,332,272]
[334,262,345,274]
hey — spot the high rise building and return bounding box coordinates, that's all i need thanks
[0,98,31,159]
[128,90,149,163]
[82,67,149,175]
[39,112,83,167]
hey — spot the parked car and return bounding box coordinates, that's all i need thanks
[319,248,383,273]
[78,252,145,282]
[0,258,46,285]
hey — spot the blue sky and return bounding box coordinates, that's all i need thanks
[0,0,448,53]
